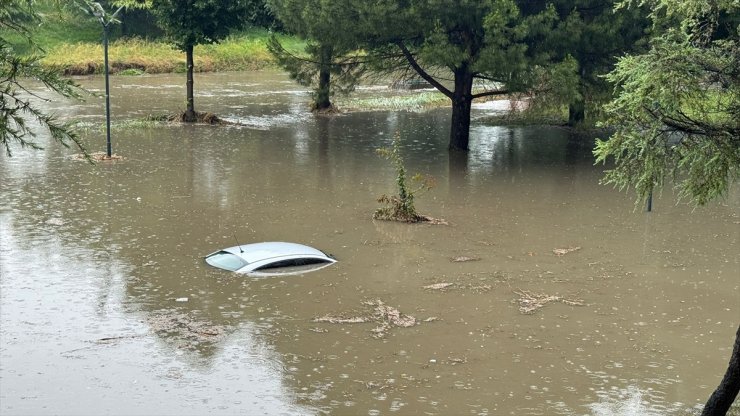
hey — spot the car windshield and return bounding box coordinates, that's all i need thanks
[253,258,331,271]
[205,251,248,272]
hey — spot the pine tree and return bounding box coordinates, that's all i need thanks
[267,0,364,111]
[1,0,87,157]
[359,0,563,151]
[595,0,739,206]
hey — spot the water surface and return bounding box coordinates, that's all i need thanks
[1,71,738,415]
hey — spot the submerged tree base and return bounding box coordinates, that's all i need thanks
[71,152,124,161]
[312,103,341,115]
[373,204,447,225]
[168,111,223,124]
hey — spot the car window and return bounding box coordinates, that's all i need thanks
[254,257,331,271]
[205,251,248,272]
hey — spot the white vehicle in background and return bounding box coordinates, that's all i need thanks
[205,242,337,276]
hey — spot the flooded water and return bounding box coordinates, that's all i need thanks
[1,71,738,415]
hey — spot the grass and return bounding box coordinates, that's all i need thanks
[479,107,569,126]
[2,3,303,75]
[41,30,302,75]
[337,92,451,111]
[4,6,101,55]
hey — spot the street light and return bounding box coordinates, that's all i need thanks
[90,2,123,158]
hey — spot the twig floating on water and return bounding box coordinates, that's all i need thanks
[514,289,584,314]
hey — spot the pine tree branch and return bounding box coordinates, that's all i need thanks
[395,41,452,98]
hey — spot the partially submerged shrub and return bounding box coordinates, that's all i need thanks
[374,133,435,222]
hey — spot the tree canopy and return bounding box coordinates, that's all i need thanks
[594,0,739,206]
[529,0,650,125]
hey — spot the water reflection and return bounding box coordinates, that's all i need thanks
[1,71,737,415]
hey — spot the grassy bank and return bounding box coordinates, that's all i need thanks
[2,3,301,74]
[41,30,302,75]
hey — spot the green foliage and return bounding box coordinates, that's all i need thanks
[149,0,255,51]
[527,0,651,125]
[267,36,364,109]
[267,0,366,109]
[2,1,101,54]
[337,91,450,112]
[39,29,296,74]
[595,0,739,206]
[354,0,571,150]
[0,0,88,158]
[372,0,551,90]
[374,133,435,222]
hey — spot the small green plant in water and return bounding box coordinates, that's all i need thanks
[374,133,435,222]
[118,68,145,76]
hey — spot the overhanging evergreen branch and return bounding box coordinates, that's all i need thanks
[396,41,452,98]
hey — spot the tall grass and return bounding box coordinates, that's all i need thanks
[1,2,303,75]
[41,31,303,75]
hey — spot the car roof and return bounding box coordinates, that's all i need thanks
[221,241,333,264]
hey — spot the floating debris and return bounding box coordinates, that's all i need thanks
[419,215,449,225]
[313,315,369,324]
[71,152,125,161]
[95,334,143,344]
[368,300,417,328]
[552,246,581,256]
[147,311,228,348]
[423,282,455,290]
[313,299,418,338]
[450,256,481,262]
[308,327,329,333]
[468,284,492,293]
[445,357,468,365]
[514,289,584,314]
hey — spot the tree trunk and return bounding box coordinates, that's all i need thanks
[568,97,585,127]
[448,68,474,151]
[314,44,333,111]
[702,324,740,415]
[568,68,586,127]
[184,44,196,122]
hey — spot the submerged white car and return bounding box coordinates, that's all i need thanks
[205,242,337,276]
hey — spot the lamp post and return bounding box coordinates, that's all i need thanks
[90,2,123,158]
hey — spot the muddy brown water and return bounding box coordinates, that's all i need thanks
[1,71,738,415]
